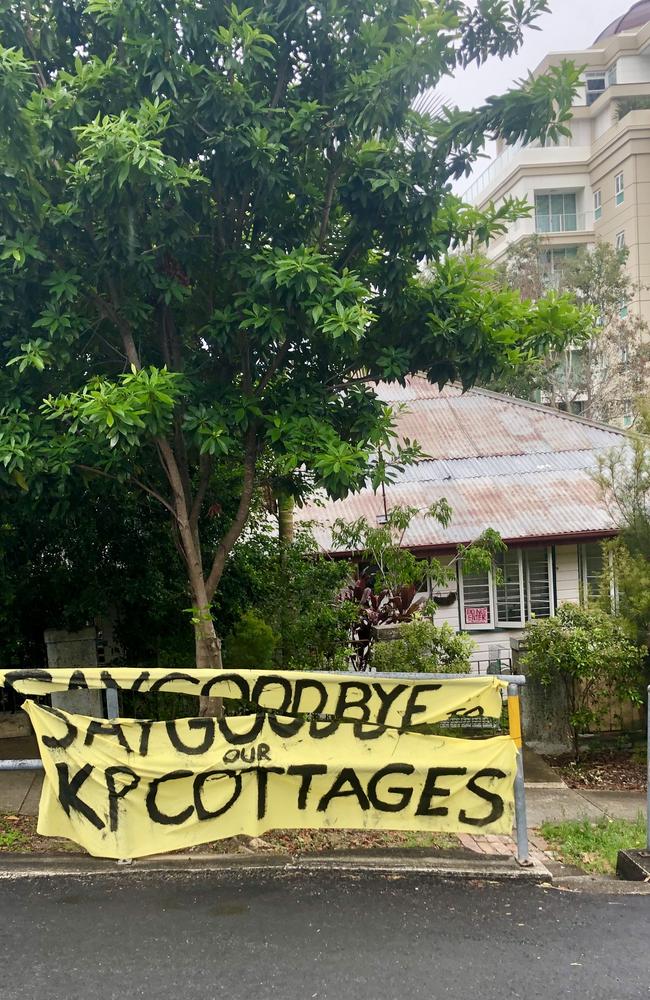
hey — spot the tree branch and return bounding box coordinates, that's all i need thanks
[74,464,178,519]
[205,428,257,600]
[271,47,291,108]
[190,452,215,533]
[318,160,342,249]
[256,339,290,397]
[105,276,141,370]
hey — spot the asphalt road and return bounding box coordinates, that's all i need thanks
[1,870,648,1000]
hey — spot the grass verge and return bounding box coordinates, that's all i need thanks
[541,815,647,875]
[0,818,30,850]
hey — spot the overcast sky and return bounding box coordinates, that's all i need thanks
[449,1,626,110]
[447,1,629,190]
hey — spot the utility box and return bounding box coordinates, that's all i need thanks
[510,637,571,754]
[44,627,105,717]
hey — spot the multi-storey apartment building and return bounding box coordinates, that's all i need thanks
[464,2,650,328]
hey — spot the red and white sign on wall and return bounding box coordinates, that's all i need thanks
[465,607,489,626]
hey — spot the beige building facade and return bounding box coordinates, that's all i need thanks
[464,4,650,327]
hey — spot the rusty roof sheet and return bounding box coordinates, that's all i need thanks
[298,376,626,551]
[303,470,617,551]
[397,449,605,483]
[372,377,626,460]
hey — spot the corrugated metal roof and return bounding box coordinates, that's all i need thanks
[396,449,602,484]
[298,376,626,551]
[372,378,626,461]
[305,470,616,551]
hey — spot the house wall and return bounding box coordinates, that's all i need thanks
[555,543,580,605]
[617,54,650,85]
[437,541,584,674]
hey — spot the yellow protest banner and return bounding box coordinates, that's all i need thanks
[23,701,517,859]
[0,668,506,728]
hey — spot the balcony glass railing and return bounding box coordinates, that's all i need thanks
[535,212,593,234]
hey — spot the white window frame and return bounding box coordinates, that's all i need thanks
[579,542,617,608]
[615,172,625,206]
[458,566,495,631]
[525,547,556,620]
[616,231,626,251]
[585,72,606,106]
[495,549,526,628]
[458,548,555,631]
[594,189,602,221]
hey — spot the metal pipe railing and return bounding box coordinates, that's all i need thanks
[647,686,649,852]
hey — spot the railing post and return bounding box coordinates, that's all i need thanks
[105,688,119,720]
[508,681,531,867]
[647,685,650,851]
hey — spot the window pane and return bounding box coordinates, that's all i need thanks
[462,573,491,626]
[550,194,564,215]
[415,561,429,596]
[526,548,551,618]
[535,195,550,233]
[495,551,522,624]
[582,543,604,600]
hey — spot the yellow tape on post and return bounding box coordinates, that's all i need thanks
[508,690,522,749]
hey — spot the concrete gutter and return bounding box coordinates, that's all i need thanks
[0,850,552,883]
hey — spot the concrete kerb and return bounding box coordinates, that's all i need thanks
[0,849,552,883]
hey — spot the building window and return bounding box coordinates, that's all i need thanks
[459,547,554,630]
[606,63,618,88]
[495,550,524,625]
[460,570,493,628]
[620,303,629,319]
[585,72,606,106]
[616,231,626,251]
[615,172,625,206]
[594,189,602,221]
[538,245,579,288]
[535,192,578,234]
[526,548,554,618]
[579,542,604,603]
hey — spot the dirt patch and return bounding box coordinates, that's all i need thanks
[0,814,457,856]
[543,750,647,792]
[0,815,79,854]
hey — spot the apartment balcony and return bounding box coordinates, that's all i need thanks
[462,143,592,207]
[535,212,594,234]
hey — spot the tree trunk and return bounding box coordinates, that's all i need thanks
[278,493,295,667]
[192,585,224,717]
[278,493,295,543]
[196,622,224,718]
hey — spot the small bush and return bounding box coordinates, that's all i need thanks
[521,604,645,756]
[222,611,277,670]
[371,617,474,674]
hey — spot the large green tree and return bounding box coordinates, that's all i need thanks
[490,237,650,423]
[0,0,588,690]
